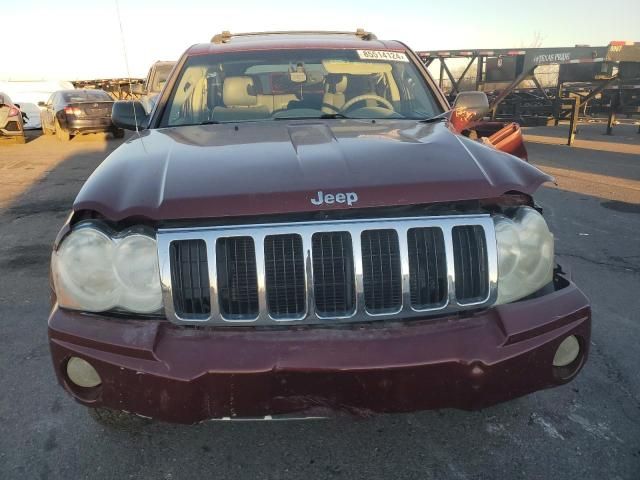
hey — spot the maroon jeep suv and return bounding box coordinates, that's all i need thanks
[48,30,591,425]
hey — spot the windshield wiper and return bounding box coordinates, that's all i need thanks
[273,113,352,120]
[178,120,221,126]
[418,111,451,123]
[319,113,351,119]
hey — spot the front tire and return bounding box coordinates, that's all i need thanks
[88,407,152,431]
[55,119,70,141]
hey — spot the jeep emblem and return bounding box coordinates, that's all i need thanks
[310,191,358,207]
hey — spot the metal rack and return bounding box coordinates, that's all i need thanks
[71,78,145,101]
[418,42,640,144]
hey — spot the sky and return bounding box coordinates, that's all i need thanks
[2,0,639,80]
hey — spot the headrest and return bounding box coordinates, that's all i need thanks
[223,76,257,107]
[325,75,348,94]
[334,75,348,93]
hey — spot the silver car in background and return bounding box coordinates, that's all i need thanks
[0,92,26,144]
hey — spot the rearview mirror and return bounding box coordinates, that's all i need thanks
[112,101,149,131]
[451,91,490,131]
[37,101,46,107]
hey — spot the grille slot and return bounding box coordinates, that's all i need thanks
[264,234,306,318]
[408,227,448,309]
[216,237,259,318]
[452,225,489,303]
[361,229,402,313]
[312,232,355,316]
[169,240,211,317]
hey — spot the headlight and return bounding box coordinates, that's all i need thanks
[114,234,163,313]
[494,207,554,305]
[52,224,162,314]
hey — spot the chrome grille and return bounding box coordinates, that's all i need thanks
[312,232,355,317]
[157,215,498,325]
[452,225,489,304]
[216,237,259,318]
[264,234,306,318]
[408,227,447,309]
[169,239,211,317]
[361,229,402,313]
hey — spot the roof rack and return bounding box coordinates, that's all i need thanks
[211,29,377,44]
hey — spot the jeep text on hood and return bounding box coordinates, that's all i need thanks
[48,31,590,425]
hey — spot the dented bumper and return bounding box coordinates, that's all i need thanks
[48,275,590,424]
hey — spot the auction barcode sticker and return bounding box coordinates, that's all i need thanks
[357,50,409,62]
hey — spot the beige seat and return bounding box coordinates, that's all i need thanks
[321,75,348,113]
[257,93,298,113]
[213,76,270,122]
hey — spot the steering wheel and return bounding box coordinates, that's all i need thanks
[341,94,394,113]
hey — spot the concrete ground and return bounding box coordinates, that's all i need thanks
[0,124,638,480]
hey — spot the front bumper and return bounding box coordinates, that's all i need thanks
[48,275,590,424]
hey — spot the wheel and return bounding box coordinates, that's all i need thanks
[55,119,70,141]
[88,407,152,431]
[113,128,125,139]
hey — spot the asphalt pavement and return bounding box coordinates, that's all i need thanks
[0,125,638,480]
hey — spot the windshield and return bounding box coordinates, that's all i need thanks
[150,64,174,92]
[160,49,441,126]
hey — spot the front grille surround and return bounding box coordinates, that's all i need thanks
[157,215,498,325]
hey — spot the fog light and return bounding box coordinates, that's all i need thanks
[66,357,102,388]
[553,335,580,367]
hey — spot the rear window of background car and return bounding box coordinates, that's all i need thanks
[62,90,112,103]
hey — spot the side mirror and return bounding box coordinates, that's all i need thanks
[37,101,46,107]
[451,91,490,131]
[112,101,149,130]
[453,91,490,115]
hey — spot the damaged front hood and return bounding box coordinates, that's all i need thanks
[74,120,551,221]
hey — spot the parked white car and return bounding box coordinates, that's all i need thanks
[0,80,74,129]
